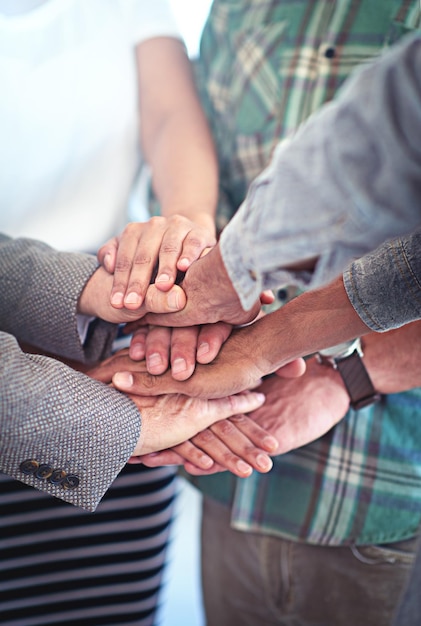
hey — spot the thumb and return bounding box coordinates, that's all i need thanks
[113,369,182,396]
[275,358,307,379]
[143,284,186,314]
[97,237,118,273]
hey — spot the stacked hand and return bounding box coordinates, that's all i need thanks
[90,218,308,477]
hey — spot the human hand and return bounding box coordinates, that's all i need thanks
[131,412,279,477]
[128,321,232,380]
[97,217,216,310]
[93,314,307,400]
[78,265,186,324]
[137,357,348,471]
[125,243,262,330]
[246,357,350,455]
[133,413,280,476]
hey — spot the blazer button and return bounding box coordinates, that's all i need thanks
[19,459,39,475]
[35,464,54,480]
[62,474,80,490]
[49,469,67,485]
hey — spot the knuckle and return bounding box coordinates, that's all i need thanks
[114,256,133,273]
[124,222,139,235]
[229,414,246,425]
[149,216,165,229]
[168,214,187,228]
[160,240,180,256]
[214,420,236,436]
[139,372,162,390]
[194,429,215,445]
[184,235,203,253]
[133,253,153,268]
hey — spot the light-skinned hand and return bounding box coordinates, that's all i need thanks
[97,217,216,310]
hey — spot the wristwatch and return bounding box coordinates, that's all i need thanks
[317,338,381,410]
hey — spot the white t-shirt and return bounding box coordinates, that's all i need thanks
[0,0,180,251]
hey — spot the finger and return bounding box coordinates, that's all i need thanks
[170,326,199,380]
[176,229,216,273]
[144,326,171,375]
[134,450,188,466]
[275,358,307,379]
[182,461,226,476]
[122,218,168,309]
[207,419,274,473]
[196,322,232,364]
[109,224,141,309]
[154,216,191,291]
[228,414,279,453]
[89,348,144,383]
[97,237,118,273]
[143,284,187,314]
[169,441,216,469]
[260,290,275,305]
[189,427,254,477]
[129,327,149,361]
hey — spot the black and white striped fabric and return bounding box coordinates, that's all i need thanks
[0,464,177,626]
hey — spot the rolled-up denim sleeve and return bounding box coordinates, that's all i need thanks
[343,231,421,331]
[220,32,421,311]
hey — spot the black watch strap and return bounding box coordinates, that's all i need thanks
[335,349,381,410]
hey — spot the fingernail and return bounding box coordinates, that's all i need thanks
[130,344,144,360]
[178,257,190,270]
[172,358,187,374]
[147,353,163,369]
[113,372,133,389]
[167,290,180,310]
[111,292,124,307]
[256,454,272,471]
[104,253,112,270]
[125,292,141,306]
[255,393,266,403]
[199,456,214,469]
[156,273,171,284]
[262,436,278,452]
[236,460,252,475]
[197,342,210,358]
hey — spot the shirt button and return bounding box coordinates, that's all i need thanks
[248,269,257,281]
[324,46,336,58]
[35,464,53,480]
[62,474,80,490]
[277,288,288,302]
[49,469,67,485]
[19,459,39,475]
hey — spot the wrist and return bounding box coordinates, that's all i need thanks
[317,338,381,410]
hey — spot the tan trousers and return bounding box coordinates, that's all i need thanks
[201,496,417,626]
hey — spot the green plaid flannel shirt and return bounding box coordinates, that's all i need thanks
[189,0,421,546]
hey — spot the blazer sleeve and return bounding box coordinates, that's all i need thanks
[0,233,117,363]
[0,234,141,510]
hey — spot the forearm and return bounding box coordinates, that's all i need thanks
[138,38,218,233]
[246,275,371,375]
[361,322,421,395]
[0,333,140,511]
[0,235,116,362]
[146,109,218,230]
[220,32,421,310]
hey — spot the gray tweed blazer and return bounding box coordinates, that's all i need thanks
[0,235,140,511]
